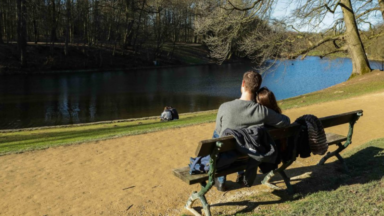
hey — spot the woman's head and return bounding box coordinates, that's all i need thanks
[256,87,281,114]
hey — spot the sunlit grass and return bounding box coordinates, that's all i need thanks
[245,138,384,216]
[0,111,216,155]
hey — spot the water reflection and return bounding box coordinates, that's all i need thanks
[0,57,382,129]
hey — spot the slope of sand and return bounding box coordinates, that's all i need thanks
[1,91,384,216]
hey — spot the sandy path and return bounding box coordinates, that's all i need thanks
[0,91,383,216]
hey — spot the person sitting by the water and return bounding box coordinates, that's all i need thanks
[161,106,179,121]
[160,107,173,121]
[168,106,179,120]
[213,71,290,192]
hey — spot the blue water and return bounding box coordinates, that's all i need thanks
[263,57,353,100]
[0,56,382,129]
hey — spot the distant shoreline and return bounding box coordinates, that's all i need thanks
[0,62,217,75]
[2,55,382,75]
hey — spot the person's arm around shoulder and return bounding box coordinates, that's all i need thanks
[260,105,290,128]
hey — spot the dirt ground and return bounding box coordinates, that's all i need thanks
[1,90,384,216]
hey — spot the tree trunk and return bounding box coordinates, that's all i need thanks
[65,0,71,55]
[379,0,384,21]
[92,0,100,45]
[32,1,39,44]
[184,8,187,42]
[0,9,4,44]
[123,0,132,45]
[133,0,146,50]
[50,0,58,54]
[341,0,371,76]
[127,0,135,45]
[50,0,58,42]
[17,0,27,66]
[4,4,9,43]
[33,19,37,44]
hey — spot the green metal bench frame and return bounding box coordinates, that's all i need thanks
[173,110,363,216]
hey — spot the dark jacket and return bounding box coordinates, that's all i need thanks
[295,114,328,155]
[169,108,179,120]
[223,126,277,163]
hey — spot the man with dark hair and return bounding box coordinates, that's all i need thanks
[213,71,290,191]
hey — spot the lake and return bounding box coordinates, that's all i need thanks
[0,56,382,129]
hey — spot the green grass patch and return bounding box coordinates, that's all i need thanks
[0,112,216,155]
[240,138,384,216]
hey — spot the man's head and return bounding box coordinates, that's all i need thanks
[241,71,262,95]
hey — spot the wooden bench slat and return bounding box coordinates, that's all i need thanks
[195,124,302,157]
[326,133,347,145]
[319,110,362,128]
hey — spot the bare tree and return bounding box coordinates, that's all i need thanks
[288,0,372,76]
[194,0,277,64]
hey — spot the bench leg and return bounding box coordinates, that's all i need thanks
[262,160,294,194]
[335,152,349,173]
[318,143,349,173]
[184,141,223,216]
[318,143,344,165]
[185,184,211,216]
[278,170,294,195]
[319,113,361,171]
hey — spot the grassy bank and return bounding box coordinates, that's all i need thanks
[278,70,384,109]
[0,111,216,155]
[1,70,384,155]
[246,138,384,216]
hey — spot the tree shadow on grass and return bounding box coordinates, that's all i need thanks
[210,145,384,215]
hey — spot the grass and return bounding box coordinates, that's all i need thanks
[244,138,384,216]
[0,111,216,155]
[1,71,384,155]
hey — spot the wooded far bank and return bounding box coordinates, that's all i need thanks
[1,0,384,75]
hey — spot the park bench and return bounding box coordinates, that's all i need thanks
[173,110,363,216]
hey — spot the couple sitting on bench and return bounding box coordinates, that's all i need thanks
[174,70,362,215]
[212,71,291,192]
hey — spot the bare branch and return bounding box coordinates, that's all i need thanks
[320,46,348,58]
[355,7,380,19]
[355,0,373,13]
[324,0,341,13]
[290,34,344,59]
[226,0,264,11]
[368,32,384,39]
